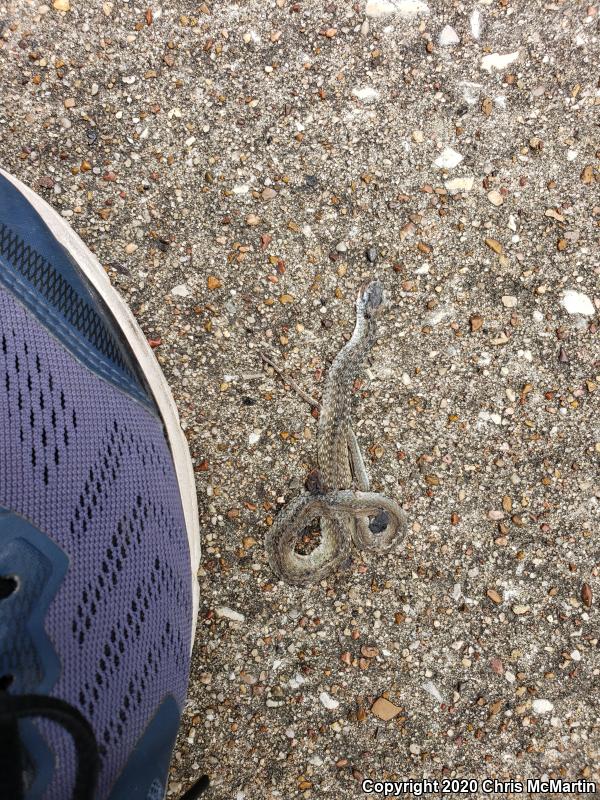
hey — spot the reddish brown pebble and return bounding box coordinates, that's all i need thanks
[580,165,595,184]
[581,583,592,607]
[490,657,504,675]
[371,697,402,721]
[481,97,493,116]
[360,645,379,658]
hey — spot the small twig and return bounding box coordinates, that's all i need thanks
[260,351,321,409]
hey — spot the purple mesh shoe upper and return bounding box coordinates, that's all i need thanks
[0,284,192,799]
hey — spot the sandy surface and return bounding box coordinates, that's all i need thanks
[1,0,599,798]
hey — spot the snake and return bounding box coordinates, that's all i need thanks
[265,279,408,586]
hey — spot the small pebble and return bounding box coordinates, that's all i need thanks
[470,8,482,39]
[365,0,430,17]
[352,87,380,102]
[438,25,459,46]
[561,290,594,316]
[445,176,474,193]
[319,692,339,710]
[215,607,245,622]
[371,697,402,720]
[434,147,463,169]
[532,699,554,715]
[481,51,519,72]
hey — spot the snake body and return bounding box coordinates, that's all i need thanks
[266,280,407,586]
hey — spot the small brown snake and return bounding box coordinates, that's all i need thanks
[264,280,407,586]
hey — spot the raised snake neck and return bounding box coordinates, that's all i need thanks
[265,280,407,586]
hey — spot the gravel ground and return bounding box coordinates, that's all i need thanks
[1,1,599,798]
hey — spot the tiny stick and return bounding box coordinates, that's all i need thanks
[260,351,321,409]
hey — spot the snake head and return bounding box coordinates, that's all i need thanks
[357,280,385,319]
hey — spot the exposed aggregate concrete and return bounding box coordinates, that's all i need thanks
[1,1,599,797]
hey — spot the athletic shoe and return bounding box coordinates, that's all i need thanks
[0,168,207,799]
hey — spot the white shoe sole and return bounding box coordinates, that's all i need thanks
[0,168,200,650]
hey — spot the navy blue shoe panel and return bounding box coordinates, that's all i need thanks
[0,507,68,696]
[107,695,181,800]
[0,172,154,411]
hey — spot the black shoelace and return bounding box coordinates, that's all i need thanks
[0,693,209,800]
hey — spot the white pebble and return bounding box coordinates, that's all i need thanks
[532,698,554,715]
[470,8,481,39]
[501,295,518,308]
[487,190,504,206]
[561,290,594,316]
[409,743,421,755]
[319,691,339,710]
[248,430,261,445]
[439,25,459,46]
[171,284,191,297]
[481,51,519,72]
[422,681,444,703]
[434,147,463,169]
[366,0,430,17]
[352,87,380,102]
[215,606,245,622]
[288,673,305,689]
[445,176,474,194]
[571,649,581,662]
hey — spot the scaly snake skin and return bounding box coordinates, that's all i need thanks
[266,280,407,585]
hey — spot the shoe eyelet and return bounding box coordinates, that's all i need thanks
[0,575,18,600]
[0,674,14,691]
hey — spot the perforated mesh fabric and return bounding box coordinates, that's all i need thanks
[0,285,192,799]
[0,221,135,379]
